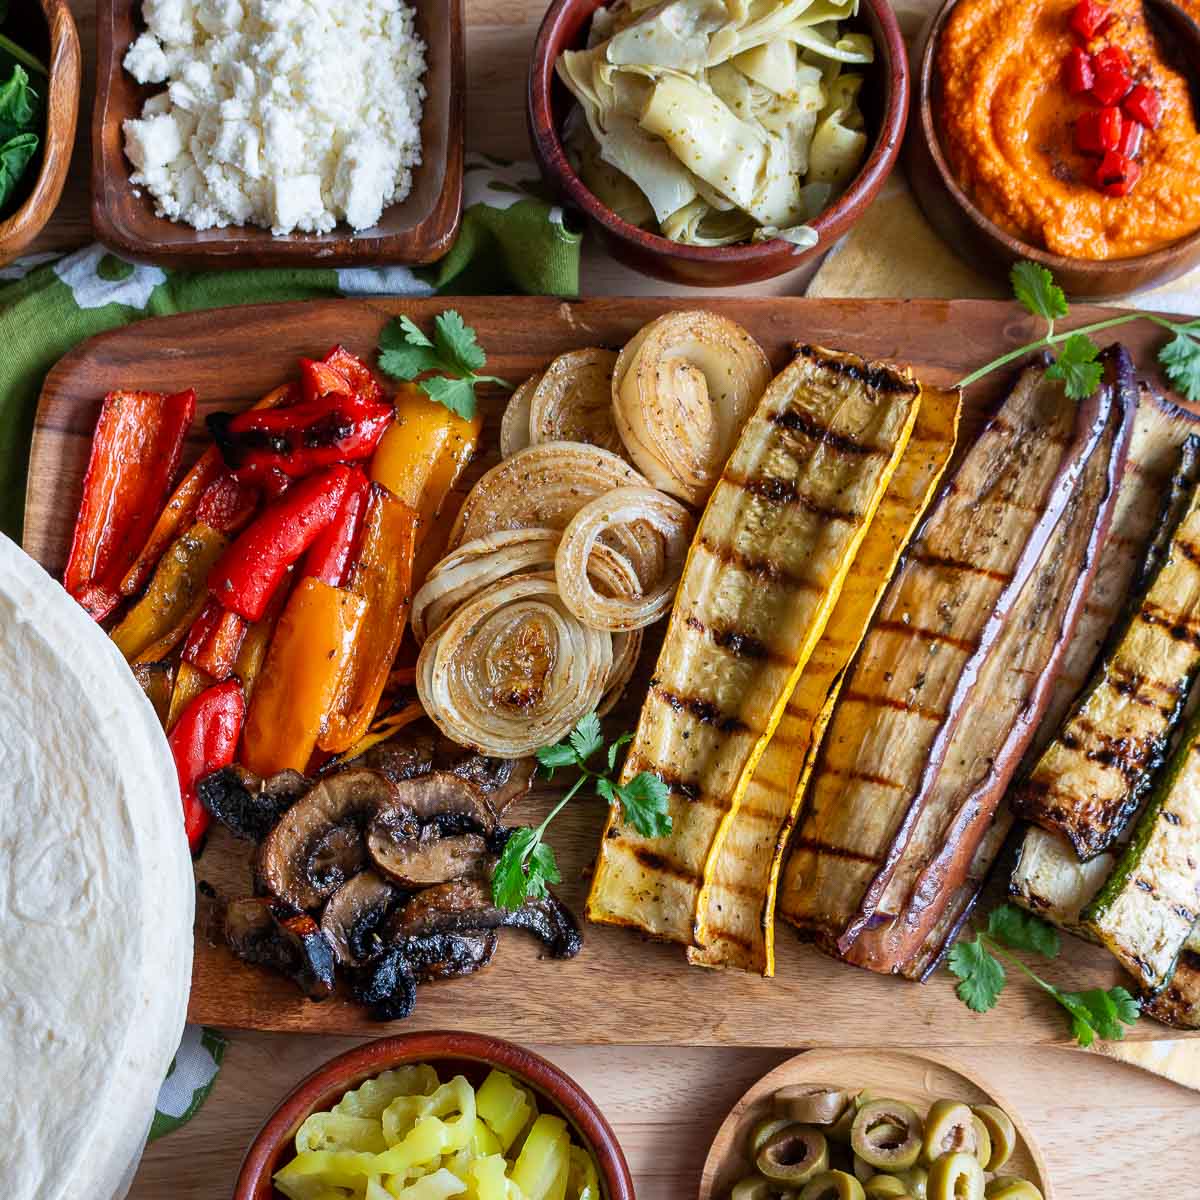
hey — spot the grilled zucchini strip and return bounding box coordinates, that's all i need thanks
[1144,933,1200,1029]
[778,360,1086,946]
[1012,434,1200,860]
[845,368,1127,974]
[1082,701,1200,993]
[587,346,921,944]
[687,384,961,974]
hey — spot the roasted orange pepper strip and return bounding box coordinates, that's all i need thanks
[167,661,214,733]
[241,577,368,776]
[318,485,419,754]
[232,579,291,703]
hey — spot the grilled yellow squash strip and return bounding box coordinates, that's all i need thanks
[778,361,1081,946]
[686,384,961,974]
[586,346,922,944]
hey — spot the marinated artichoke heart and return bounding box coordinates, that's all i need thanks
[757,1126,830,1186]
[775,1084,855,1126]
[927,1152,984,1200]
[922,1101,977,1164]
[800,1170,867,1200]
[971,1107,1015,1172]
[851,1100,923,1171]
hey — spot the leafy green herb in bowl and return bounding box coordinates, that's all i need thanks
[0,0,46,219]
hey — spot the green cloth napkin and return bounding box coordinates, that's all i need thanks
[0,153,581,539]
[0,154,580,1138]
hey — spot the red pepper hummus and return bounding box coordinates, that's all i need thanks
[937,0,1200,259]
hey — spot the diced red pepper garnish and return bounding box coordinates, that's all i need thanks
[1065,47,1095,94]
[168,679,245,853]
[300,466,372,588]
[1123,82,1161,129]
[1076,106,1124,155]
[1091,64,1133,105]
[64,388,196,621]
[208,464,355,622]
[1115,118,1144,158]
[182,599,249,681]
[1070,0,1109,40]
[323,346,384,409]
[1093,44,1131,74]
[1095,150,1142,196]
[193,473,260,535]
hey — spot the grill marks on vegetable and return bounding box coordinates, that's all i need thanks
[588,346,922,951]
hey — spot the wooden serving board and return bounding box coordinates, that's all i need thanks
[24,296,1198,1046]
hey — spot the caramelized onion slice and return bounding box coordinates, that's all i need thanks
[500,373,540,459]
[600,628,643,717]
[557,486,695,631]
[529,348,623,455]
[411,528,560,644]
[612,310,772,505]
[417,574,613,757]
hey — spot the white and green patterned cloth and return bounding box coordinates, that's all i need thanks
[1,156,580,1133]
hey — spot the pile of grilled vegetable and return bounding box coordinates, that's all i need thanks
[729,1084,1040,1200]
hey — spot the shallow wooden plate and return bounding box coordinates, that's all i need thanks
[91,0,463,267]
[22,296,1200,1044]
[699,1048,1051,1200]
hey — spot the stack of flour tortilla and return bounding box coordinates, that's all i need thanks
[0,535,193,1200]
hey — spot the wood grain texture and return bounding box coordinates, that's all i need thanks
[699,1048,1050,1199]
[0,0,81,266]
[90,0,464,267]
[23,295,1200,1047]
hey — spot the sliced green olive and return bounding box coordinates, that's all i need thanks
[751,1117,796,1157]
[828,1098,860,1143]
[864,1176,909,1198]
[800,1170,867,1200]
[896,1168,927,1200]
[969,1117,991,1171]
[776,1085,855,1126]
[732,1178,777,1200]
[853,1156,876,1183]
[757,1126,830,1186]
[927,1152,984,1200]
[922,1101,976,1163]
[984,1179,1043,1200]
[851,1100,923,1171]
[972,1106,1016,1172]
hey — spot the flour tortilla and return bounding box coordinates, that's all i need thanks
[0,534,194,1200]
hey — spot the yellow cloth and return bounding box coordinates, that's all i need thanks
[805,0,1200,1085]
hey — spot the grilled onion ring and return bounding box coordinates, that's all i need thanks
[612,310,771,505]
[601,628,643,717]
[500,373,540,458]
[529,348,623,454]
[417,574,612,756]
[556,487,695,631]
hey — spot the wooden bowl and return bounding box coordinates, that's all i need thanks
[91,0,464,268]
[907,0,1200,299]
[233,1031,635,1200]
[699,1047,1053,1200]
[0,0,80,267]
[527,0,909,288]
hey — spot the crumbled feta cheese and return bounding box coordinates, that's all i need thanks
[121,0,427,236]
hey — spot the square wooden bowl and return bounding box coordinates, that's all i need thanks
[91,0,464,268]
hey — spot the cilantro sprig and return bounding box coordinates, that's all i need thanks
[491,713,671,909]
[948,903,1140,1047]
[377,309,512,420]
[957,261,1200,403]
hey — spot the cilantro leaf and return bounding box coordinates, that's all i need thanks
[948,935,1006,1013]
[1056,986,1140,1045]
[568,711,604,765]
[986,903,1061,959]
[377,343,442,380]
[1046,332,1103,399]
[397,314,434,348]
[1160,331,1200,404]
[492,827,542,909]
[434,309,487,374]
[418,374,477,420]
[614,772,672,838]
[607,731,633,772]
[535,741,577,775]
[1012,261,1068,323]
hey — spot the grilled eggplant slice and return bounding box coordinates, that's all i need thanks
[845,367,1127,973]
[1081,702,1200,992]
[778,356,1108,948]
[587,345,922,945]
[687,384,961,974]
[1012,433,1200,860]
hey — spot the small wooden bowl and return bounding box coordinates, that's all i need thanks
[91,0,464,268]
[233,1031,635,1200]
[527,0,909,288]
[907,0,1200,299]
[0,0,80,267]
[699,1047,1052,1200]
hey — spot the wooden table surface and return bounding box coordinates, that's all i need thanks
[31,2,1198,1197]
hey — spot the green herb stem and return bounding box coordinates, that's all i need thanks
[0,33,47,77]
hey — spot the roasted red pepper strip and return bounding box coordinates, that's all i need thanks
[301,466,372,587]
[192,472,260,535]
[65,389,196,621]
[323,345,384,408]
[182,598,249,681]
[167,679,245,852]
[208,464,355,621]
